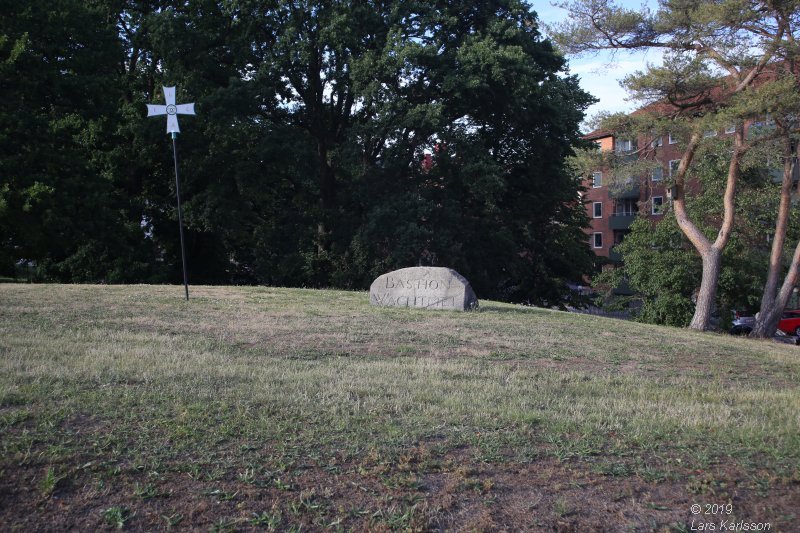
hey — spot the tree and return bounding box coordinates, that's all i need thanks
[747,69,800,337]
[226,0,597,302]
[593,140,782,328]
[2,0,596,304]
[237,0,393,254]
[0,0,158,282]
[341,0,597,302]
[551,0,800,330]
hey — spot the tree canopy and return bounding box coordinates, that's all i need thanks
[0,0,596,305]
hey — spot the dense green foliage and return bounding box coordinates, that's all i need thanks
[0,0,595,304]
[599,215,768,328]
[0,1,151,282]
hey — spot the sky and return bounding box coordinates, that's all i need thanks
[533,0,661,127]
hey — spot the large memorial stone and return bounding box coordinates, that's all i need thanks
[369,267,478,311]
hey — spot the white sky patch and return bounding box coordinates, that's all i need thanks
[569,54,661,119]
[567,58,650,77]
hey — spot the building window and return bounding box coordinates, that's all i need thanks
[668,133,678,144]
[593,202,602,218]
[616,139,633,152]
[593,232,603,249]
[669,159,681,177]
[613,230,629,245]
[652,167,663,181]
[725,125,736,134]
[652,196,664,215]
[592,171,602,188]
[614,199,638,217]
[652,136,663,147]
[748,114,776,138]
[704,130,718,137]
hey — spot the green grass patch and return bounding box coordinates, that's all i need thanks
[1,284,798,530]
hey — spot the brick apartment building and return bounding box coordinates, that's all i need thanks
[582,62,800,264]
[581,125,741,262]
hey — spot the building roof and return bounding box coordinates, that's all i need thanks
[583,128,613,140]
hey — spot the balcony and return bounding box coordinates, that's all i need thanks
[610,214,636,229]
[608,180,640,199]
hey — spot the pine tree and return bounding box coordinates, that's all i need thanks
[551,0,800,330]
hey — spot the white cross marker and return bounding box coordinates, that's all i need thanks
[146,86,195,134]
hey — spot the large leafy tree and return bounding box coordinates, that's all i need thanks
[236,0,393,242]
[0,0,157,281]
[2,0,596,304]
[551,0,800,330]
[216,0,597,302]
[345,0,597,302]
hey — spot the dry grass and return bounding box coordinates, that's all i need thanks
[1,284,798,530]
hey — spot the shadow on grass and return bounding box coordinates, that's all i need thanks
[478,304,548,315]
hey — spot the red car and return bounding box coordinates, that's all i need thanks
[777,310,800,336]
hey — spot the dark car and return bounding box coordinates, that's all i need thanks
[729,313,754,335]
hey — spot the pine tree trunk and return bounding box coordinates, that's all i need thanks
[671,130,742,332]
[750,301,783,338]
[689,249,722,331]
[751,248,800,337]
[751,136,796,338]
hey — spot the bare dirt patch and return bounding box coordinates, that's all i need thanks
[2,443,796,531]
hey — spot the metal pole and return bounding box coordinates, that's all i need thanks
[171,132,189,301]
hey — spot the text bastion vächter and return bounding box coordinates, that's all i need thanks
[369,267,478,311]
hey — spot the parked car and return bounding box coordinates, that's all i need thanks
[728,310,800,344]
[777,310,800,336]
[729,312,754,335]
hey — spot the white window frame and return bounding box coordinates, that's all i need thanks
[652,196,664,215]
[725,125,736,134]
[593,202,602,218]
[652,136,663,147]
[704,130,718,137]
[592,232,603,249]
[616,139,632,152]
[668,133,678,144]
[614,199,637,217]
[592,171,602,188]
[652,167,663,181]
[669,159,681,178]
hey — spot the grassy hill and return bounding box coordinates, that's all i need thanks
[1,284,798,531]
